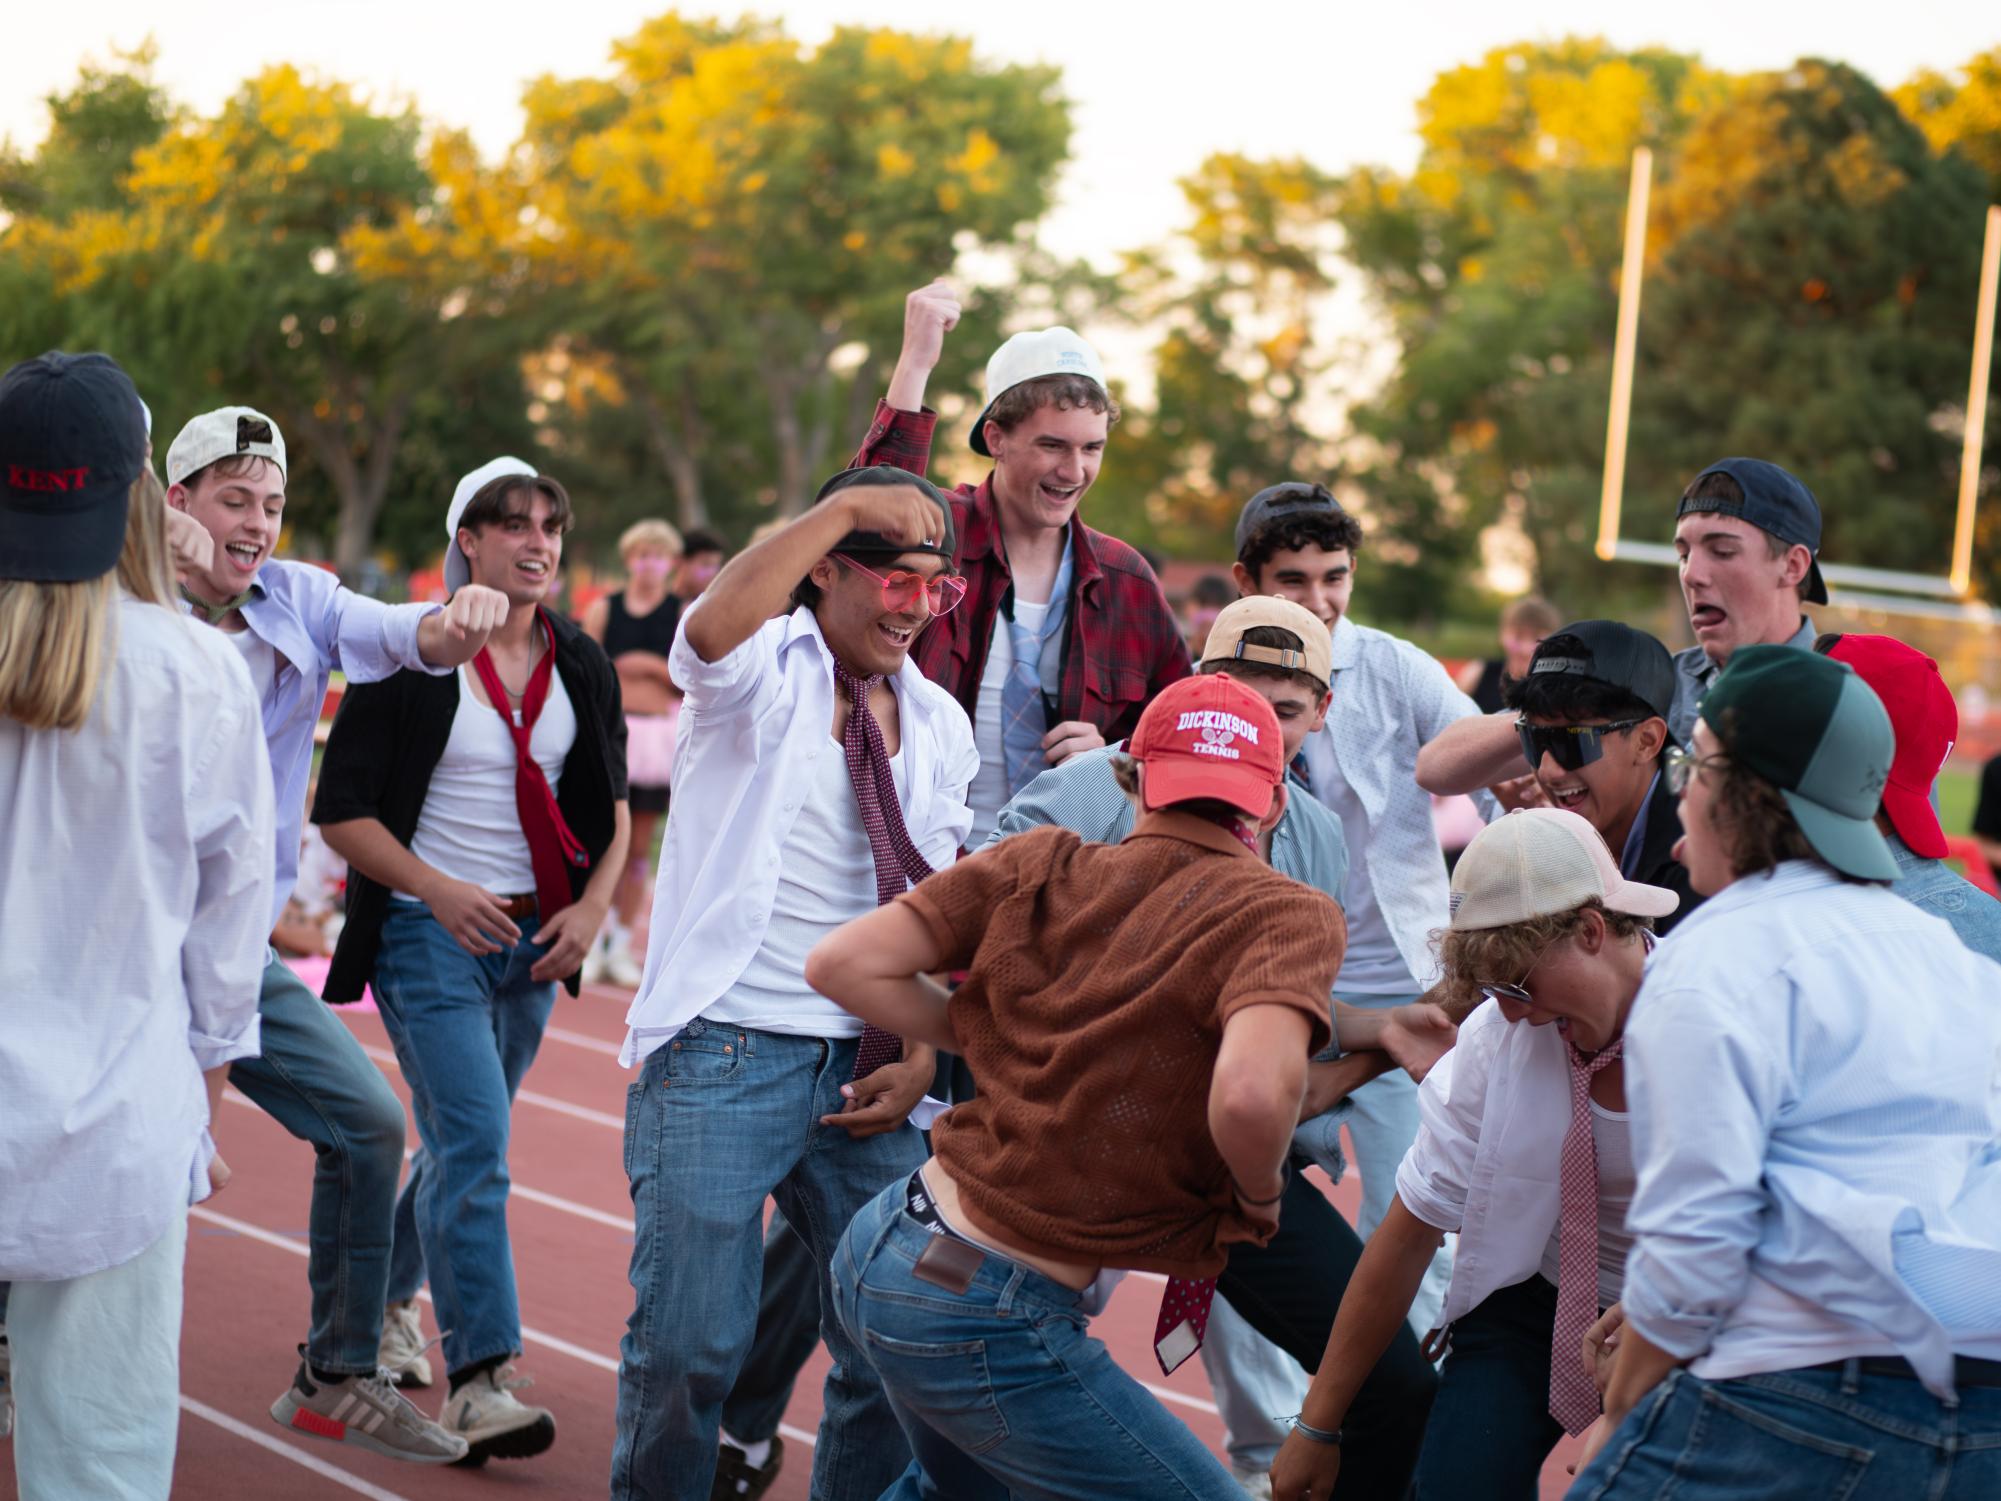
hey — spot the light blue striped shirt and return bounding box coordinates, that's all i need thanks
[1622,861,2001,1398]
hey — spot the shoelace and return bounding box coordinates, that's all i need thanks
[355,1368,432,1427]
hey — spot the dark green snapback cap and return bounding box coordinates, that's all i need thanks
[1698,644,1897,881]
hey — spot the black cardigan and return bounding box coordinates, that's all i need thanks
[312,609,628,1001]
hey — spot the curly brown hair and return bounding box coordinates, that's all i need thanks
[984,374,1120,440]
[1705,749,1820,877]
[1435,900,1654,1018]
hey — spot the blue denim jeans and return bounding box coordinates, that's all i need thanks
[370,900,555,1378]
[829,1176,1243,1501]
[1412,1274,1562,1500]
[1340,991,1451,1338]
[1573,1362,2001,1500]
[227,948,407,1374]
[612,1022,927,1501]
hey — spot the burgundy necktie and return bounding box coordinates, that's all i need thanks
[832,660,934,1078]
[1550,1038,1624,1434]
[469,609,588,923]
[1153,809,1266,1376]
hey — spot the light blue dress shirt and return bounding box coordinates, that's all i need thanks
[227,560,444,928]
[1622,861,2001,1398]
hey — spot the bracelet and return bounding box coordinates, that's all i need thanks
[1230,1161,1290,1207]
[1289,1416,1343,1447]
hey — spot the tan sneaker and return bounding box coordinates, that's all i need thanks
[378,1300,434,1389]
[441,1363,555,1465]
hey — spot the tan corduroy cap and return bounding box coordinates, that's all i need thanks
[1200,595,1332,687]
[1448,808,1679,931]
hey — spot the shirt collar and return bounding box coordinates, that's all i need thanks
[1696,614,1817,682]
[1670,857,1837,934]
[1328,614,1361,672]
[1124,807,1260,860]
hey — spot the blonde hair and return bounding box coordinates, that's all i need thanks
[1434,900,1652,1018]
[0,469,177,732]
[119,467,176,606]
[0,569,117,733]
[618,518,683,561]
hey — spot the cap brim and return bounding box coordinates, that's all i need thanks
[444,544,470,595]
[1604,874,1680,920]
[1804,557,1829,606]
[1781,788,1900,881]
[969,398,996,457]
[1138,753,1274,819]
[0,484,130,583]
[1881,780,1948,859]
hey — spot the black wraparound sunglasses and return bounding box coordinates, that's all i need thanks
[1515,717,1645,773]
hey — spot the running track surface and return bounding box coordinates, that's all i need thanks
[0,977,1582,1500]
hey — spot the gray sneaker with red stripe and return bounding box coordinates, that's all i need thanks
[269,1357,469,1463]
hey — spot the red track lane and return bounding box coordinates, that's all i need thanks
[1,979,1580,1499]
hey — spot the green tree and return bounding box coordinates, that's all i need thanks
[517,13,1073,534]
[1896,46,2001,199]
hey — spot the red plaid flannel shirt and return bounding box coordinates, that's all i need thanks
[850,399,1191,744]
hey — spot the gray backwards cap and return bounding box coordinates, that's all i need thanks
[1234,481,1347,559]
[814,465,956,560]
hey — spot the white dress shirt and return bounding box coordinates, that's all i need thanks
[1397,999,1630,1327]
[1307,615,1490,991]
[623,603,979,1067]
[1,599,275,1280]
[1622,862,2001,1398]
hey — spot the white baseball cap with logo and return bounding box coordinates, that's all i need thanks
[165,406,287,488]
[1448,808,1678,931]
[970,326,1107,457]
[445,455,538,593]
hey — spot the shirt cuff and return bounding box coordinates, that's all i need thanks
[188,1014,262,1072]
[1618,1252,1726,1361]
[389,601,450,674]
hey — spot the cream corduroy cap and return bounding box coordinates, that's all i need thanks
[1448,808,1679,931]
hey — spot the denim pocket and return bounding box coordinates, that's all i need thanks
[663,1019,747,1086]
[861,1331,1010,1455]
[1675,1376,1875,1497]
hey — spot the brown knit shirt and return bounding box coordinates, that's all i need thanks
[900,812,1344,1278]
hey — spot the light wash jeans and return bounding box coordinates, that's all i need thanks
[1574,1362,2001,1499]
[1200,1293,1309,1475]
[1341,991,1452,1339]
[612,1021,926,1501]
[830,1176,1243,1501]
[371,900,555,1378]
[8,1201,188,1501]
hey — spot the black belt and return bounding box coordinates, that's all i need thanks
[1803,1355,2001,1390]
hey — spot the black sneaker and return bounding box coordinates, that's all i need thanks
[711,1435,785,1499]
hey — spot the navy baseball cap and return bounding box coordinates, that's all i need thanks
[1233,481,1348,559]
[1526,620,1678,731]
[1676,458,1827,605]
[814,465,956,560]
[0,352,147,583]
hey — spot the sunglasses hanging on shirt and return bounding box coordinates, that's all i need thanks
[1514,717,1645,773]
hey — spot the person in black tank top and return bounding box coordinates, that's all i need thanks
[582,519,691,985]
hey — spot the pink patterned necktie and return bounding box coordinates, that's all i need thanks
[832,661,934,1079]
[1550,1037,1623,1435]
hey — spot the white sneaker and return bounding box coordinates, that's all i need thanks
[378,1300,434,1389]
[580,926,610,985]
[441,1363,555,1465]
[269,1358,468,1463]
[603,923,643,988]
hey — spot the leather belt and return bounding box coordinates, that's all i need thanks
[1803,1355,2001,1390]
[495,893,537,920]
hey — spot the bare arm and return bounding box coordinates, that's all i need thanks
[1568,1325,1686,1477]
[414,584,511,669]
[804,901,958,1052]
[1301,1052,1394,1120]
[1414,709,1529,795]
[1210,1004,1314,1203]
[320,816,523,955]
[885,280,961,413]
[612,649,678,689]
[682,484,939,664]
[1270,1195,1444,1500]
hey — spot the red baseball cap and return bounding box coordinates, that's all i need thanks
[1821,633,1956,858]
[1128,674,1285,818]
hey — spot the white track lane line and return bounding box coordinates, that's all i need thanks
[177,1394,417,1501]
[348,1042,628,1130]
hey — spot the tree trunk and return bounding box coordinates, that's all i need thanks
[636,382,707,529]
